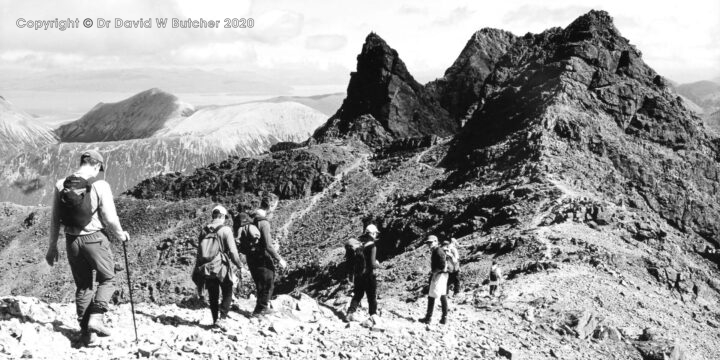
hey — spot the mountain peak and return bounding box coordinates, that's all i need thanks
[313,32,457,146]
[564,10,625,44]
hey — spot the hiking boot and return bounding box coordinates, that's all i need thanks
[252,308,274,318]
[87,313,112,337]
[440,316,447,325]
[79,330,98,347]
[418,297,435,324]
[214,319,229,331]
[344,311,358,323]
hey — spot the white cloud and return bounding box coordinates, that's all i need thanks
[305,34,347,51]
[0,0,717,89]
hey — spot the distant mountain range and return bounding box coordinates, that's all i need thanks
[0,96,57,154]
[0,90,332,205]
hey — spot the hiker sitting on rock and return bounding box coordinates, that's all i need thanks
[247,208,287,317]
[489,261,503,296]
[444,237,461,296]
[192,205,243,328]
[344,224,380,324]
[419,235,450,325]
[46,150,130,346]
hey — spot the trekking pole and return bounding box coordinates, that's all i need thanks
[121,241,140,355]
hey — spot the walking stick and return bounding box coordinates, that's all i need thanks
[122,241,139,353]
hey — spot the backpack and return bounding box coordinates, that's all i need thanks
[237,224,261,256]
[351,246,366,276]
[58,175,96,228]
[196,226,229,280]
[444,246,459,272]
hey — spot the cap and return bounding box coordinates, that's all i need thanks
[212,205,229,219]
[81,149,105,171]
[425,235,438,243]
[365,224,379,234]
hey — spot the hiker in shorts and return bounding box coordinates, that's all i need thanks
[445,237,461,296]
[192,205,243,328]
[344,224,380,323]
[419,235,450,324]
[489,261,502,296]
[46,150,129,346]
[248,209,287,316]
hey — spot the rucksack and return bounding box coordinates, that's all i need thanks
[58,175,96,228]
[196,226,228,280]
[237,224,261,256]
[348,245,366,276]
[444,246,459,272]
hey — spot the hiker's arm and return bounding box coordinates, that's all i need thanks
[95,181,125,240]
[369,245,377,269]
[222,229,243,269]
[260,222,282,263]
[46,187,61,265]
[344,249,354,282]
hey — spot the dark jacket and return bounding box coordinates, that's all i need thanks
[430,246,447,273]
[359,234,378,276]
[250,215,282,269]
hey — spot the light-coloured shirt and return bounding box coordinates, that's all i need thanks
[49,169,125,245]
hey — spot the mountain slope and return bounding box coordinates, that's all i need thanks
[55,88,195,142]
[0,96,57,155]
[313,33,458,147]
[0,95,328,205]
[426,28,517,121]
[250,93,345,116]
[676,80,720,114]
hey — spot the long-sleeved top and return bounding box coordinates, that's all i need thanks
[195,219,243,270]
[359,234,378,276]
[49,169,124,248]
[430,245,447,273]
[253,215,282,263]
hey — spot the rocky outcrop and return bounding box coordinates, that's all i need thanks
[55,88,195,142]
[313,33,458,147]
[442,10,720,247]
[126,145,353,201]
[426,28,517,121]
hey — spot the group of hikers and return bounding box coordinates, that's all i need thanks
[44,150,503,347]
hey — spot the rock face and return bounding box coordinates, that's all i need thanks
[0,96,57,156]
[444,10,720,246]
[55,88,195,142]
[426,28,517,121]
[126,145,352,201]
[313,33,458,147]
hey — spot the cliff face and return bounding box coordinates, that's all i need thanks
[426,28,517,121]
[313,33,458,147]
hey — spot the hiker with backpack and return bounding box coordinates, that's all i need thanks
[46,150,130,346]
[489,261,503,296]
[344,224,380,323]
[246,209,287,317]
[419,235,450,325]
[192,205,243,328]
[445,238,461,296]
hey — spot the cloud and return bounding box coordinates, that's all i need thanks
[249,10,304,44]
[502,4,595,30]
[431,6,475,26]
[397,5,427,15]
[171,41,258,65]
[305,34,347,51]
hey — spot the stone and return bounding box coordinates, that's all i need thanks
[498,345,520,359]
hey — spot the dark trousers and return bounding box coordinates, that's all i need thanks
[206,276,233,323]
[348,274,377,316]
[249,265,275,313]
[447,271,460,294]
[66,231,115,329]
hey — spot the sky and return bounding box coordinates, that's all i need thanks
[0,0,719,95]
